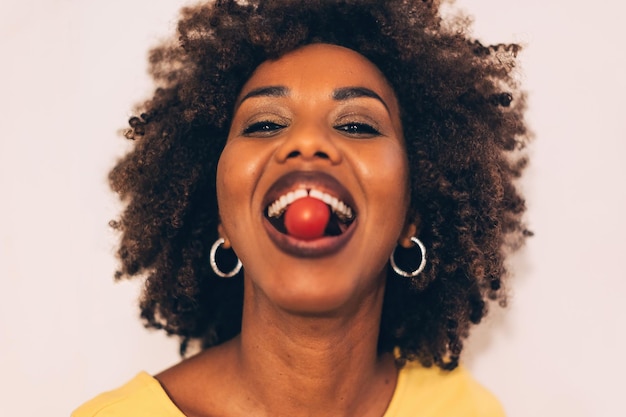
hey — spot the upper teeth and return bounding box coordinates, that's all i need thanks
[267,189,354,221]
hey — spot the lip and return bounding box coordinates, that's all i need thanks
[262,171,357,211]
[263,216,358,258]
[261,171,358,258]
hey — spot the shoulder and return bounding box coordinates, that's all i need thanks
[71,372,185,417]
[384,361,505,417]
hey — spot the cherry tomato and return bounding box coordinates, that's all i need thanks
[284,197,330,240]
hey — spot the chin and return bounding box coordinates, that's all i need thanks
[276,293,354,317]
[259,271,384,317]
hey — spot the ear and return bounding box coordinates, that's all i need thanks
[217,223,232,249]
[398,213,421,249]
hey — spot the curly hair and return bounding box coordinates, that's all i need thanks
[109,0,530,370]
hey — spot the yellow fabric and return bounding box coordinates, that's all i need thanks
[72,372,185,417]
[72,362,505,417]
[383,361,505,417]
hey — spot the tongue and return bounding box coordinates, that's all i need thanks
[284,197,331,240]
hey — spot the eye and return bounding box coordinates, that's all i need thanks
[334,122,381,137]
[243,121,286,136]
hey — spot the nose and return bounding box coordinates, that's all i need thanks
[274,122,342,165]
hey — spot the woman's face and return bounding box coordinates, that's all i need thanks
[217,43,410,314]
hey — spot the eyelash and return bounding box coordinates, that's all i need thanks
[241,121,381,137]
[334,122,381,137]
[242,121,285,136]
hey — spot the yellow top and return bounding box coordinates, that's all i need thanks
[383,362,505,417]
[72,362,505,417]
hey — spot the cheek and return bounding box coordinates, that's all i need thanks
[216,142,249,226]
[361,141,410,208]
[215,145,234,213]
[215,141,270,233]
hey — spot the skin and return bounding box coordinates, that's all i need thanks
[157,44,416,417]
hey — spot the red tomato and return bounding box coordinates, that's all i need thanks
[284,197,330,240]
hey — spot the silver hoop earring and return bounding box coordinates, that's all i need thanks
[209,238,242,278]
[390,237,427,277]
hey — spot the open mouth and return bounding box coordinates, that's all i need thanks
[261,171,358,257]
[265,188,356,238]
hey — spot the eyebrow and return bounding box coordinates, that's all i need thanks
[236,85,390,114]
[237,86,289,108]
[332,87,390,113]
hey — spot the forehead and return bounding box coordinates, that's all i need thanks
[239,43,397,102]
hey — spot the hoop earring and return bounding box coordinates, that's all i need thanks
[209,238,242,278]
[390,237,427,277]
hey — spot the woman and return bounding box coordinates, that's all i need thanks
[74,0,530,416]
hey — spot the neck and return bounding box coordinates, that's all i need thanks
[230,277,397,417]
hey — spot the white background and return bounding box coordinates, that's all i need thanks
[1,1,624,416]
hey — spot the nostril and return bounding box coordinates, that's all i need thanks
[285,150,329,159]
